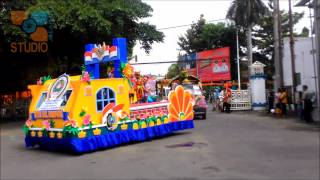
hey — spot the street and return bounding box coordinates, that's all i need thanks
[1,109,319,180]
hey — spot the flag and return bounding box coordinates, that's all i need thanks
[110,46,117,57]
[84,51,92,61]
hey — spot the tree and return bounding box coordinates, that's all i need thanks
[177,15,206,54]
[0,0,164,93]
[226,0,270,66]
[252,10,304,89]
[299,27,309,37]
[166,64,181,79]
[253,11,304,62]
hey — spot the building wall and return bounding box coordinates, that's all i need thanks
[282,37,318,92]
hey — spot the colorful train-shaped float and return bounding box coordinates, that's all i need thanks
[24,38,194,153]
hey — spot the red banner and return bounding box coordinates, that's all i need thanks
[187,47,231,82]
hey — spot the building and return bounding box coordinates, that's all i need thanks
[295,0,320,121]
[282,37,319,120]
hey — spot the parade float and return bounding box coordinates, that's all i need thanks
[24,38,194,153]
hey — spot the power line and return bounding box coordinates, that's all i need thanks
[130,57,232,65]
[156,18,228,30]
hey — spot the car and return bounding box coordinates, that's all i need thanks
[181,83,207,119]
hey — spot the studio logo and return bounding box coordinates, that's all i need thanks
[10,10,51,53]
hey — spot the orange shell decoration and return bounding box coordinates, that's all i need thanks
[168,85,194,122]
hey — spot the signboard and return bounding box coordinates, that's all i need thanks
[39,99,64,110]
[48,74,70,100]
[185,47,231,82]
[196,47,231,82]
[38,74,70,110]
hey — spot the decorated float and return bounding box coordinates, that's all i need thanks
[24,38,194,153]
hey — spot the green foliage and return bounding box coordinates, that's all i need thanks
[79,110,86,117]
[226,0,270,28]
[62,125,79,137]
[49,119,55,128]
[161,115,168,122]
[178,70,188,83]
[166,64,181,79]
[41,128,48,137]
[22,125,29,135]
[253,11,305,60]
[41,75,51,84]
[178,15,206,54]
[299,27,309,37]
[0,0,163,93]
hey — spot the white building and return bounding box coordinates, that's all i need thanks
[282,37,319,121]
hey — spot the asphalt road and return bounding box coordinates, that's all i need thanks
[1,110,319,180]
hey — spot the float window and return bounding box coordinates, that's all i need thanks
[96,88,116,111]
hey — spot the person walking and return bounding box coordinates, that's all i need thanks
[279,88,288,115]
[302,85,313,123]
[275,88,282,115]
[223,87,232,113]
[267,90,274,113]
[219,88,225,112]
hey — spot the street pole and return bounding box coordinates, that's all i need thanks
[308,4,319,118]
[273,0,283,92]
[315,0,320,121]
[236,28,241,90]
[288,0,296,109]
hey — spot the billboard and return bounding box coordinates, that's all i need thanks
[185,47,231,82]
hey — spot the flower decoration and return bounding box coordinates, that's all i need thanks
[83,115,90,125]
[121,123,128,130]
[81,71,91,84]
[93,128,101,135]
[42,120,50,130]
[37,75,51,85]
[37,79,42,85]
[57,132,63,139]
[82,114,93,128]
[49,131,55,138]
[133,122,139,130]
[122,63,134,78]
[37,131,43,138]
[63,120,79,137]
[70,119,77,128]
[25,119,32,127]
[78,131,86,138]
[168,85,194,122]
[149,121,155,127]
[156,118,162,125]
[79,106,88,117]
[162,115,169,124]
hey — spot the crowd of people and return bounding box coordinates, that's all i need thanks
[208,86,232,113]
[206,84,315,123]
[268,85,315,123]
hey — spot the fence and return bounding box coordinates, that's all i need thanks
[230,90,252,111]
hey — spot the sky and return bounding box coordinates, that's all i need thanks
[132,0,312,76]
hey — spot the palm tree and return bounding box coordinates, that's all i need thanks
[226,0,270,66]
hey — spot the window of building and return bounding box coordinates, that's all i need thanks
[96,87,115,111]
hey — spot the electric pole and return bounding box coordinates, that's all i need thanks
[288,0,296,108]
[315,0,320,121]
[273,0,283,92]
